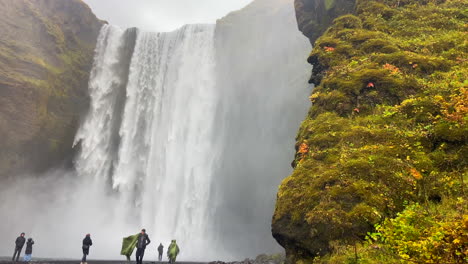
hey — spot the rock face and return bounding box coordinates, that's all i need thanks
[0,0,103,177]
[294,0,355,43]
[273,0,467,263]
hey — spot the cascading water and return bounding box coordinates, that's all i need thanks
[75,23,219,258]
[0,0,311,260]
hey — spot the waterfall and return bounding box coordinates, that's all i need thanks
[73,0,313,259]
[75,24,219,258]
[0,0,311,260]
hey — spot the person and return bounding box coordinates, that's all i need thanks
[167,240,180,264]
[12,232,26,262]
[81,234,93,264]
[135,229,151,264]
[157,243,164,261]
[23,238,34,262]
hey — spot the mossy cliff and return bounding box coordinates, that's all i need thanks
[0,0,103,177]
[273,0,467,263]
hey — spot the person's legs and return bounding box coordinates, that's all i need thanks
[140,248,145,263]
[136,248,142,264]
[12,247,18,261]
[159,253,162,261]
[82,248,88,262]
[15,248,22,261]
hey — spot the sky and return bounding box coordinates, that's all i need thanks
[82,0,254,32]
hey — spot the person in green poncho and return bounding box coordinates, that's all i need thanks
[120,234,139,261]
[167,240,180,263]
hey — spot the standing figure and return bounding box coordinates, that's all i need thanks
[23,238,34,262]
[157,243,164,261]
[135,229,151,264]
[81,234,93,264]
[167,240,180,264]
[12,232,26,262]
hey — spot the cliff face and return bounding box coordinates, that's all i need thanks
[0,0,103,177]
[273,0,467,263]
[294,0,355,43]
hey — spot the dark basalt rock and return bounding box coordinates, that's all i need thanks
[294,0,356,43]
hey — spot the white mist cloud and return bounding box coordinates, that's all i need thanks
[0,170,138,260]
[82,0,254,31]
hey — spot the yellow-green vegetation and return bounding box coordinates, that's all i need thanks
[311,199,467,263]
[272,0,467,263]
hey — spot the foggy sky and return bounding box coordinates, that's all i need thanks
[82,0,253,32]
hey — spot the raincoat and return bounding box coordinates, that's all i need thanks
[120,234,139,260]
[167,240,180,263]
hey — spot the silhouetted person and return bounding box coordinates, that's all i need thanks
[23,238,34,262]
[136,229,151,264]
[158,243,164,261]
[81,234,93,264]
[167,240,180,264]
[12,232,26,262]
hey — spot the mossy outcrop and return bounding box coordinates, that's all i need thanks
[0,0,103,177]
[273,0,467,263]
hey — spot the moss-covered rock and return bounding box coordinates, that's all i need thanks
[0,0,103,177]
[273,0,467,262]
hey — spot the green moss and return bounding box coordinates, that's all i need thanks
[331,15,362,30]
[25,2,66,52]
[325,0,337,10]
[273,0,467,262]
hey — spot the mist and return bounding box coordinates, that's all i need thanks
[0,170,135,260]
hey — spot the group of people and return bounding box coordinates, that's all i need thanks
[11,229,179,264]
[119,229,180,264]
[11,233,34,262]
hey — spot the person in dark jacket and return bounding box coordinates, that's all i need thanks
[12,232,26,262]
[23,238,34,262]
[135,229,151,264]
[157,243,164,261]
[81,234,93,264]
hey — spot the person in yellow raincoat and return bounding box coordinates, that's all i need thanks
[167,240,180,263]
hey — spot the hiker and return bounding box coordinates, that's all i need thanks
[23,238,34,262]
[135,229,151,264]
[81,234,93,264]
[167,240,180,264]
[158,243,164,261]
[12,232,26,262]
